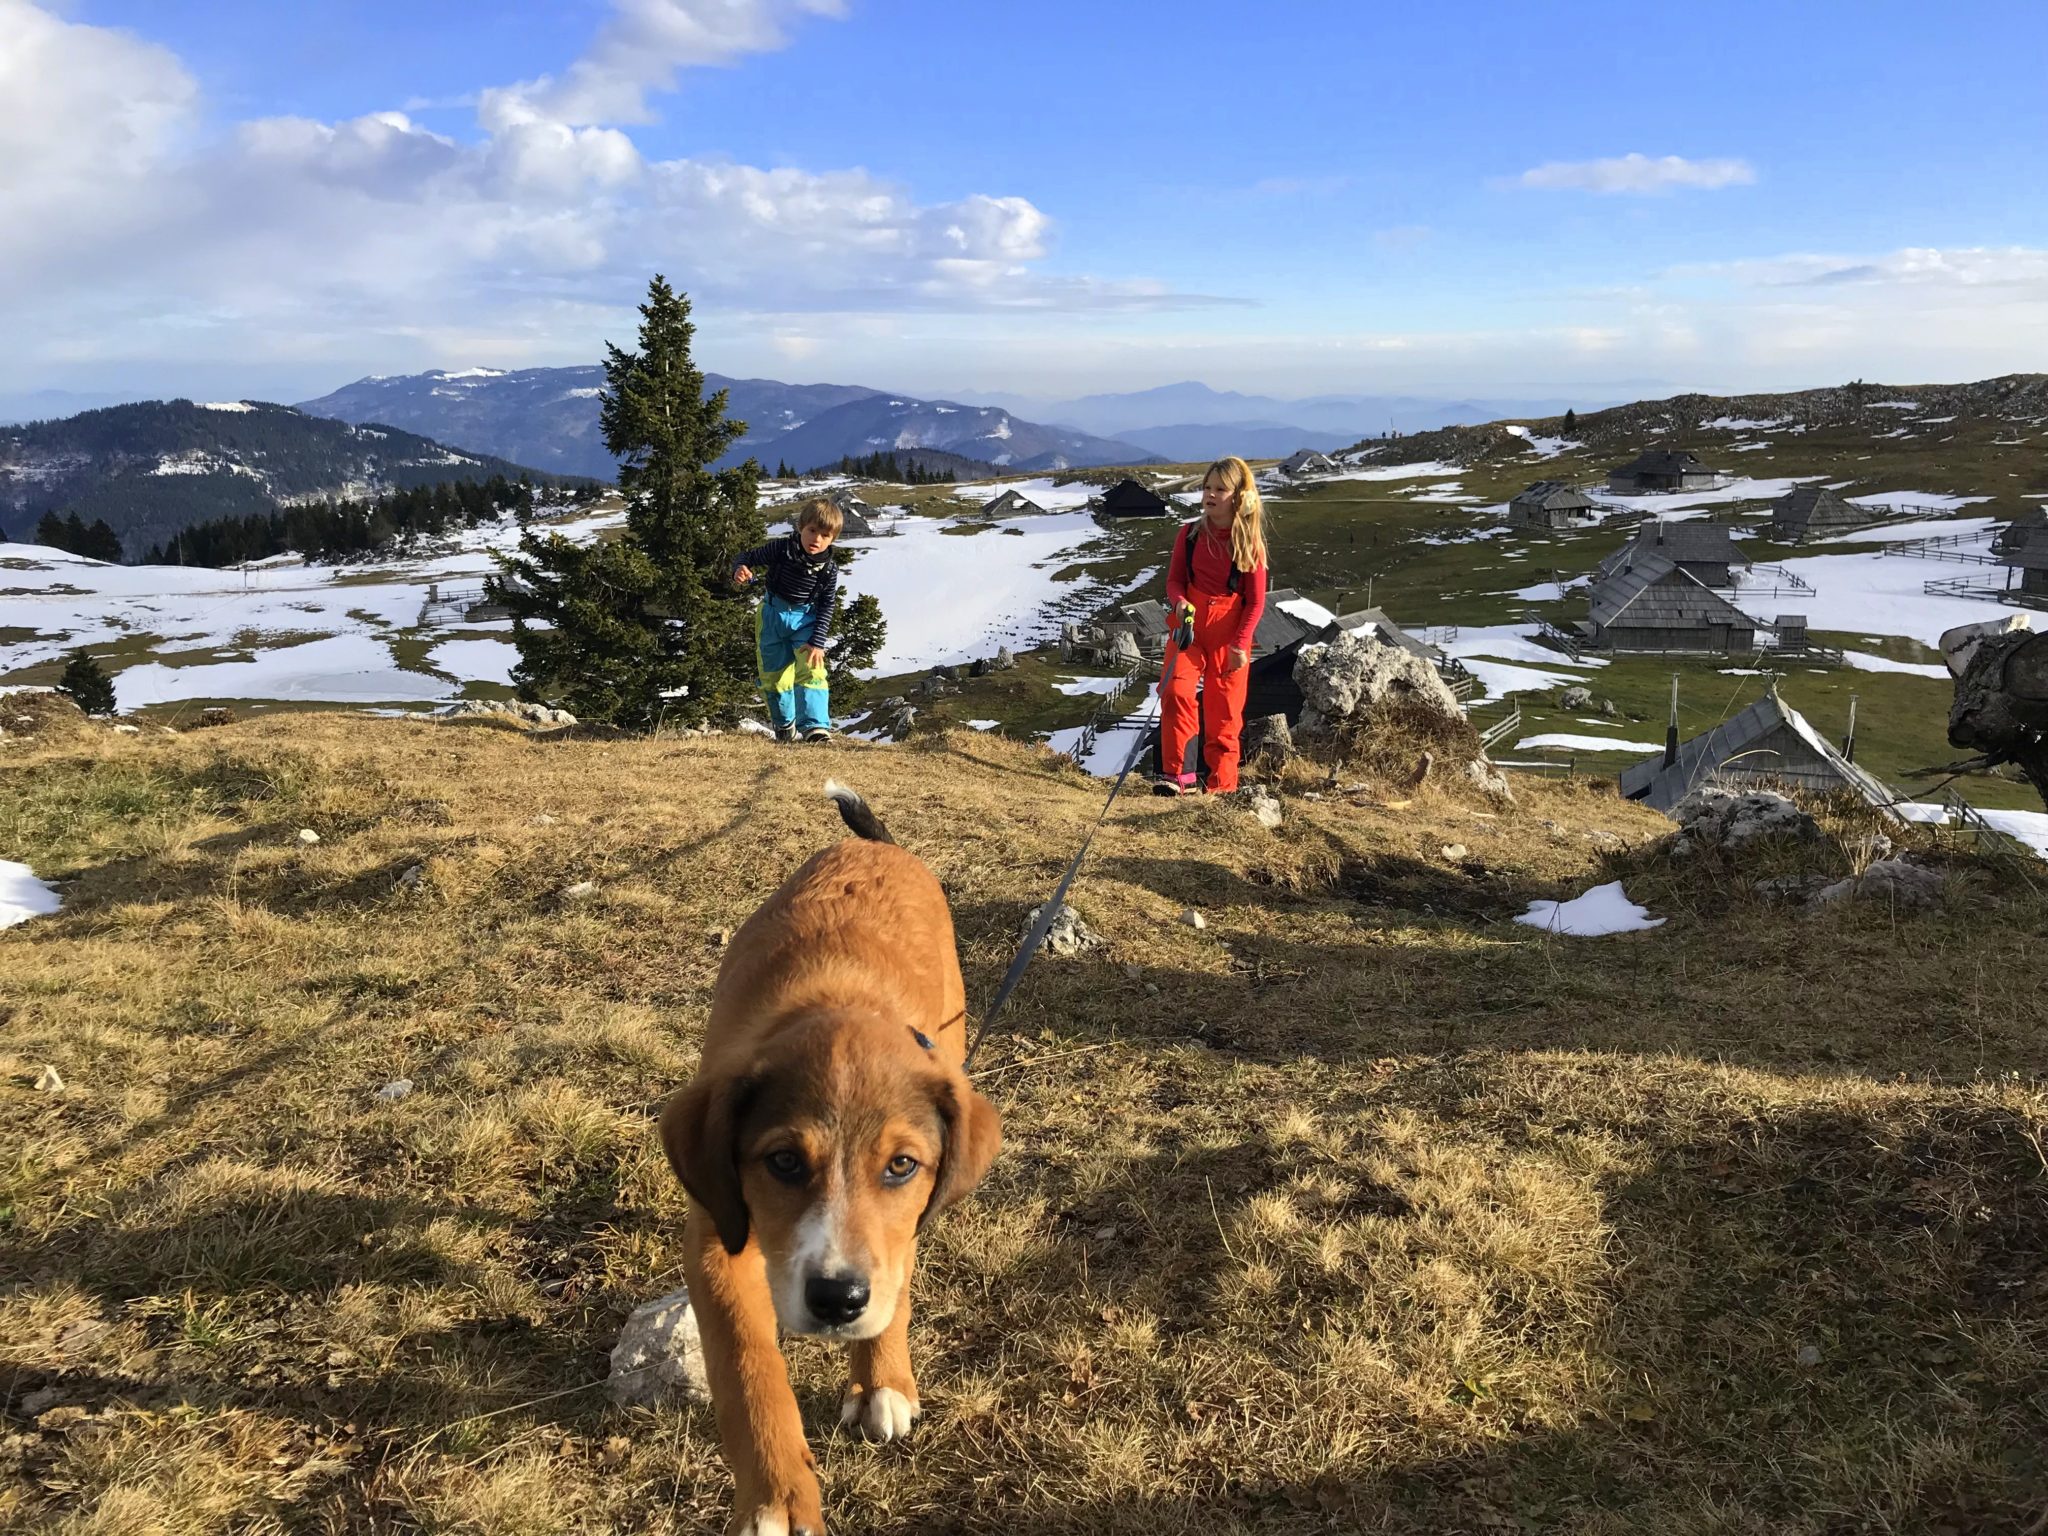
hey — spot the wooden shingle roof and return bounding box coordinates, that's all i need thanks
[1589,553,1757,630]
[1512,480,1594,511]
[1618,689,1898,815]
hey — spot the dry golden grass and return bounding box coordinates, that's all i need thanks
[3,713,2045,1534]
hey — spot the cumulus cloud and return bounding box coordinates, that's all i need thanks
[1515,153,1757,194]
[0,0,1224,390]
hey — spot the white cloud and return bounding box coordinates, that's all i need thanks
[0,0,1223,392]
[1515,153,1757,194]
[481,0,847,129]
[1676,245,2048,291]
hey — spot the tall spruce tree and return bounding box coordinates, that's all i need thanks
[487,277,766,728]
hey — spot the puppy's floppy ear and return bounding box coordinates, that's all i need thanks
[660,1071,757,1256]
[922,1075,1002,1229]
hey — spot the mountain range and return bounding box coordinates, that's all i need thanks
[295,368,1163,479]
[0,400,568,558]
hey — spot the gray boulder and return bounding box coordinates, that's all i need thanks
[1024,901,1103,957]
[1561,685,1593,710]
[1108,630,1145,668]
[1220,786,1283,829]
[1672,788,1822,853]
[1240,713,1296,767]
[1812,859,1944,911]
[608,1286,710,1406]
[1292,629,1462,736]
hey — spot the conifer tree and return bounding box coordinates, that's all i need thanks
[57,649,117,716]
[1563,408,1577,433]
[487,277,768,727]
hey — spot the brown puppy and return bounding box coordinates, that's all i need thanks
[661,781,1000,1536]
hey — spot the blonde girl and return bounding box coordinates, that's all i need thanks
[1156,456,1269,793]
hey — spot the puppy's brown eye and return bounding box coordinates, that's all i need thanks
[764,1150,806,1183]
[883,1155,919,1185]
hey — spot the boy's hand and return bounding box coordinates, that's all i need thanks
[734,565,754,585]
[1224,646,1249,674]
[801,645,826,670]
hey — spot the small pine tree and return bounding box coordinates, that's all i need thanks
[1563,408,1577,433]
[83,518,124,562]
[35,510,66,549]
[57,649,117,716]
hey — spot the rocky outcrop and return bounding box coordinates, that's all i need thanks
[437,699,578,727]
[1292,629,1461,737]
[1672,788,1822,854]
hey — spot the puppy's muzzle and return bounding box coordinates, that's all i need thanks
[804,1274,870,1328]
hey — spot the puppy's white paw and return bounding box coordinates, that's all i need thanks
[838,1384,919,1443]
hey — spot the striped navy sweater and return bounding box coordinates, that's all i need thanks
[732,534,839,648]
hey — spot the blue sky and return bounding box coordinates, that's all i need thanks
[7,0,2046,404]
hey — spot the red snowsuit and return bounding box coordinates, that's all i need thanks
[1159,520,1268,793]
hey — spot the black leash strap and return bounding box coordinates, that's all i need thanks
[964,698,1160,1069]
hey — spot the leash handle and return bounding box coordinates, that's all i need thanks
[964,696,1159,1069]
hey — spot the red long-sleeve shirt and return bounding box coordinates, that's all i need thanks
[1166,520,1268,652]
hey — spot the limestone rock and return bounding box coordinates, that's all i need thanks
[1178,908,1207,930]
[376,1079,414,1102]
[1561,685,1593,710]
[297,828,321,846]
[1464,756,1514,801]
[35,1064,64,1093]
[994,646,1018,671]
[1108,630,1145,668]
[1240,713,1295,767]
[1221,786,1283,829]
[1812,859,1944,911]
[1024,901,1102,957]
[1292,629,1461,736]
[1673,788,1821,853]
[608,1286,710,1407]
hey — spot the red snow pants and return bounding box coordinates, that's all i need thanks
[1158,589,1250,793]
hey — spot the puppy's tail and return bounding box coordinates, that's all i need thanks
[824,779,896,845]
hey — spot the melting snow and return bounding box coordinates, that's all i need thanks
[1839,650,1951,680]
[1,861,62,929]
[1515,882,1664,937]
[198,401,255,412]
[1515,733,1662,754]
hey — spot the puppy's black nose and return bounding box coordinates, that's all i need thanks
[805,1275,869,1326]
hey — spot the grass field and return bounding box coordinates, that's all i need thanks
[4,710,2045,1533]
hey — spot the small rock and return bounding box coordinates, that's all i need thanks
[1441,843,1469,861]
[21,1386,61,1416]
[395,865,424,890]
[562,880,598,902]
[1812,859,1944,912]
[737,719,776,738]
[112,723,140,735]
[1598,698,1621,718]
[994,646,1017,671]
[1464,757,1513,800]
[35,1064,65,1093]
[1240,713,1296,767]
[1024,901,1103,957]
[297,828,321,846]
[608,1285,710,1406]
[1795,1344,1822,1368]
[1121,963,1143,980]
[1221,785,1283,829]
[1144,982,1161,997]
[1179,908,1207,930]
[1092,1225,1118,1242]
[532,812,559,825]
[1560,685,1593,710]
[376,1079,414,1102]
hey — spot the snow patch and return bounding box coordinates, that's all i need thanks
[1515,733,1663,754]
[1515,881,1664,937]
[1,860,62,929]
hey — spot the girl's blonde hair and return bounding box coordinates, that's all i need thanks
[1203,456,1267,572]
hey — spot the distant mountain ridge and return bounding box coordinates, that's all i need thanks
[298,367,1161,478]
[0,400,569,557]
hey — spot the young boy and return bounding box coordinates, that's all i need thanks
[732,497,843,742]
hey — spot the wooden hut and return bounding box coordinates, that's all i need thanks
[1606,449,1726,494]
[976,487,1050,519]
[1509,480,1597,529]
[1581,553,1759,652]
[2001,513,2048,597]
[1771,485,1879,541]
[1279,449,1339,479]
[1096,478,1172,518]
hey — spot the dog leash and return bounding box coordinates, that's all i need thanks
[963,694,1161,1070]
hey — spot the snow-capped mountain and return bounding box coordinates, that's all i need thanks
[297,366,1159,478]
[0,399,564,557]
[298,367,886,480]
